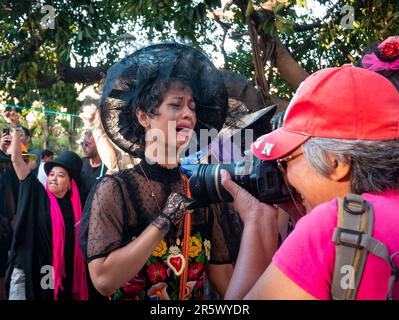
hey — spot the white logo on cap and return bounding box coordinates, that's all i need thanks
[261,143,274,156]
[253,138,263,150]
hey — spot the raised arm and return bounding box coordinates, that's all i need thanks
[10,129,31,181]
[80,105,119,172]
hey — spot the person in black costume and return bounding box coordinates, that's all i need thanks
[6,109,88,300]
[0,130,19,299]
[80,43,233,300]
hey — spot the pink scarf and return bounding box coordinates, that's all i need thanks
[46,179,88,300]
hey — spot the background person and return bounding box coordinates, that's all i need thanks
[80,130,107,204]
[37,149,54,186]
[6,111,88,299]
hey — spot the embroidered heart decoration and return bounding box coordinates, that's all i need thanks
[166,254,186,276]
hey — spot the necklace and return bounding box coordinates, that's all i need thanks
[138,162,192,299]
[138,162,162,212]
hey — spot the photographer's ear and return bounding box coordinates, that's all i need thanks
[328,154,351,182]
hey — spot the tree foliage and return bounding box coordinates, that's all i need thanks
[0,0,398,149]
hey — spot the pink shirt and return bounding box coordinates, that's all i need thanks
[273,190,399,300]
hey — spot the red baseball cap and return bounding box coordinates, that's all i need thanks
[252,64,399,160]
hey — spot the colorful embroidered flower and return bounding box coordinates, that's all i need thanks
[146,262,167,284]
[204,239,211,260]
[121,273,147,297]
[196,274,205,289]
[152,239,167,257]
[184,281,197,300]
[148,282,170,300]
[168,245,181,255]
[188,235,202,258]
[188,262,204,281]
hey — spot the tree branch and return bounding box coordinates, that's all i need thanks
[37,63,109,88]
[293,22,322,32]
[233,0,309,91]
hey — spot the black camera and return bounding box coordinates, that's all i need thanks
[2,128,10,136]
[183,155,290,209]
[181,105,290,209]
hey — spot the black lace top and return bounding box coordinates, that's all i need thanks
[80,159,231,300]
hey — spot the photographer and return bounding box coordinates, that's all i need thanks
[222,65,399,300]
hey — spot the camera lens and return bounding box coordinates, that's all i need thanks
[184,156,290,208]
[187,163,235,204]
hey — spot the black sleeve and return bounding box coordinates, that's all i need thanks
[208,204,233,265]
[12,172,50,248]
[80,175,132,262]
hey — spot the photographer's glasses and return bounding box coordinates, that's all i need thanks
[277,152,303,174]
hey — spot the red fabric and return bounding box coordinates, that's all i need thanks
[378,36,399,59]
[252,65,399,160]
[46,179,88,300]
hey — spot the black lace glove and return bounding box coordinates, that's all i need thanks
[151,192,193,235]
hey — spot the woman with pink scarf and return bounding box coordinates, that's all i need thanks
[5,110,87,300]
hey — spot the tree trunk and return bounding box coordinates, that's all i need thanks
[274,38,309,89]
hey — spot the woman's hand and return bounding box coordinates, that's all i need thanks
[151,192,193,235]
[79,105,102,129]
[4,108,20,127]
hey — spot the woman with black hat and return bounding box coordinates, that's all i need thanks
[80,43,233,300]
[6,112,88,300]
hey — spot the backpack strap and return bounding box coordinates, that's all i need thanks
[332,193,372,300]
[332,193,399,300]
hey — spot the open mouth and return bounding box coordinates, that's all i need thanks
[176,127,192,137]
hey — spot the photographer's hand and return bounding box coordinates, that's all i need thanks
[221,169,279,300]
[151,192,193,235]
[220,169,277,224]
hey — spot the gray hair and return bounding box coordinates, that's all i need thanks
[302,137,399,194]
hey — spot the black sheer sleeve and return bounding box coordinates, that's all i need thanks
[208,204,233,265]
[81,175,135,262]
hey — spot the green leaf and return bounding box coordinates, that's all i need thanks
[274,3,285,14]
[275,19,288,33]
[296,0,307,8]
[245,0,253,17]
[84,28,91,39]
[195,252,206,263]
